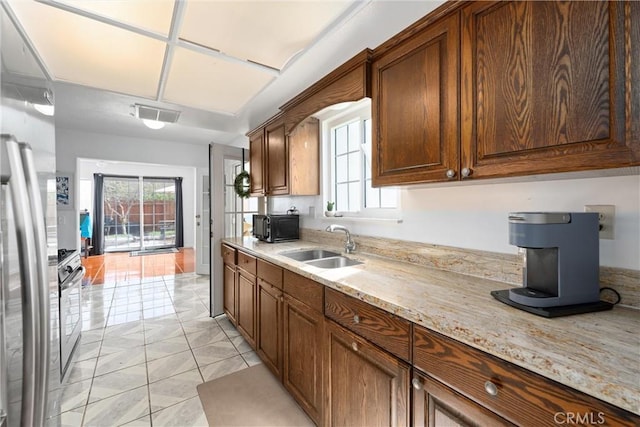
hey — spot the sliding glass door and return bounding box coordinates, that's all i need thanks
[103,176,177,252]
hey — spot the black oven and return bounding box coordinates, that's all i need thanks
[252,214,299,243]
[57,249,84,380]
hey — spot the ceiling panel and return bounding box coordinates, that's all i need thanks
[180,0,352,70]
[53,0,175,35]
[163,47,274,114]
[8,0,166,98]
[0,9,47,79]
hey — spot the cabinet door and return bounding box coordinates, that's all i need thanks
[283,295,324,425]
[223,263,236,325]
[412,371,512,427]
[288,117,320,196]
[324,320,410,427]
[257,279,283,379]
[249,132,265,196]
[372,13,459,185]
[461,1,639,179]
[236,269,256,349]
[266,121,289,195]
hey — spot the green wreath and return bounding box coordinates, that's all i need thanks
[234,170,251,198]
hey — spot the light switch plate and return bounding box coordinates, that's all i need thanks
[584,205,614,239]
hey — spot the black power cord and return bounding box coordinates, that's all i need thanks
[599,287,621,305]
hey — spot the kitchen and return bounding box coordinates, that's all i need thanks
[1,1,639,427]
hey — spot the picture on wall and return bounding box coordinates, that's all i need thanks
[56,175,72,207]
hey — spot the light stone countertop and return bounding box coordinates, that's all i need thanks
[222,237,640,416]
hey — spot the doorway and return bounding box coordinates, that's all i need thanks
[103,175,178,252]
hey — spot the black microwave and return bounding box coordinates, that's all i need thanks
[252,214,299,243]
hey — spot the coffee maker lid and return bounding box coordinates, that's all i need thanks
[508,212,572,224]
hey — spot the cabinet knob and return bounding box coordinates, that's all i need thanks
[461,167,473,178]
[351,342,358,352]
[445,169,456,179]
[353,314,360,324]
[279,296,284,303]
[484,381,498,396]
[411,378,422,391]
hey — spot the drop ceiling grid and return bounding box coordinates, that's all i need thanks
[8,0,166,98]
[179,0,353,70]
[163,47,275,114]
[54,0,175,36]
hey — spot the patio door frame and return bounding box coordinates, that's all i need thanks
[102,174,179,252]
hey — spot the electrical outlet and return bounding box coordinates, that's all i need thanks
[584,205,615,239]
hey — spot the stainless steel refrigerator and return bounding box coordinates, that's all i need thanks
[1,4,63,426]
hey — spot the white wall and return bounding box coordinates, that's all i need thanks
[271,172,640,271]
[56,127,209,251]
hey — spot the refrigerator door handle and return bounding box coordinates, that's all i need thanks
[19,142,50,426]
[3,135,41,427]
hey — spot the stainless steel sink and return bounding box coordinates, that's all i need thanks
[280,249,362,269]
[305,256,363,269]
[280,249,340,262]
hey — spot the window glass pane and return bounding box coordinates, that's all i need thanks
[348,152,360,182]
[336,183,349,212]
[335,126,348,155]
[380,187,397,208]
[365,180,380,209]
[348,182,360,211]
[348,121,360,152]
[336,155,348,183]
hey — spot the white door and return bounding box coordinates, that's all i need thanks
[195,170,210,275]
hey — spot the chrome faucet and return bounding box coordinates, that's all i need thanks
[325,224,356,253]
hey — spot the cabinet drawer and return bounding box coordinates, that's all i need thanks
[325,288,410,362]
[413,325,638,426]
[221,244,236,265]
[237,250,256,276]
[283,270,323,313]
[257,259,283,289]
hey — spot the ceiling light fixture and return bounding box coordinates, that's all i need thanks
[33,103,55,116]
[141,119,165,130]
[134,104,181,130]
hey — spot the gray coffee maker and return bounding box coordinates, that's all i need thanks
[491,212,613,317]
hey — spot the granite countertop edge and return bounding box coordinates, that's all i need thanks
[221,237,640,416]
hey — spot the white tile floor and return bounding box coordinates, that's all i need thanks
[48,273,259,427]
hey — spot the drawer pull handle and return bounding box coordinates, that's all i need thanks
[351,342,358,352]
[353,314,360,324]
[484,381,498,396]
[411,378,422,391]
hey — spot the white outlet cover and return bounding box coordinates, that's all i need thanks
[584,205,615,240]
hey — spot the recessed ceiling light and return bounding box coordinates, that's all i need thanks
[142,119,166,130]
[33,103,55,116]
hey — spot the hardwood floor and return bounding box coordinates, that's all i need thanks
[81,248,195,286]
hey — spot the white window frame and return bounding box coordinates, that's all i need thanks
[319,99,401,221]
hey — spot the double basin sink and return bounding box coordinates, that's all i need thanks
[280,249,362,269]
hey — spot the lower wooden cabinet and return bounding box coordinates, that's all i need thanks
[222,263,236,324]
[283,294,324,425]
[257,278,283,379]
[412,371,512,427]
[323,320,410,427]
[236,268,256,349]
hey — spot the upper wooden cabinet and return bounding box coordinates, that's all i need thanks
[461,0,639,179]
[248,116,319,197]
[265,119,289,196]
[249,132,265,196]
[372,12,460,185]
[370,0,639,186]
[247,50,371,197]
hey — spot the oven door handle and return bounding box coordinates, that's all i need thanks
[60,266,85,292]
[2,135,41,427]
